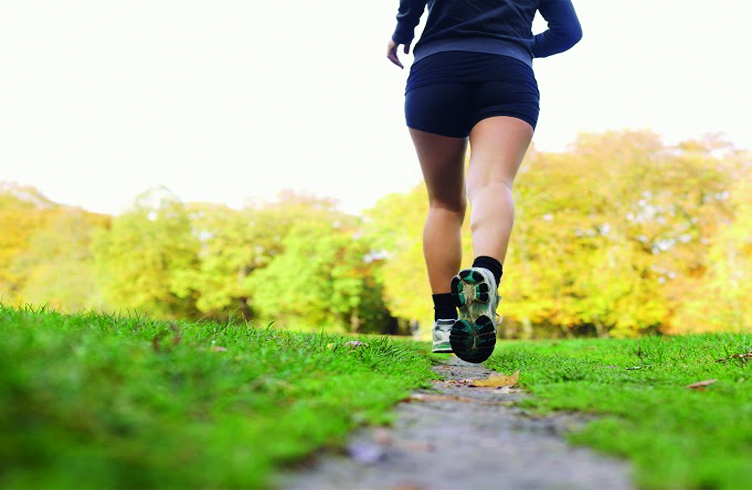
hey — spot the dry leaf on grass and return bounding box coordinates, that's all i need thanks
[344,340,369,349]
[211,346,228,352]
[687,379,717,389]
[717,351,752,363]
[469,371,520,388]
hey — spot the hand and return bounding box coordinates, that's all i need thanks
[387,38,412,69]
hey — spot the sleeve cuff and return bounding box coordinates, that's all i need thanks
[392,23,414,45]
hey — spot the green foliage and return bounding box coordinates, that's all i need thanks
[2,130,750,337]
[11,209,110,311]
[486,334,752,490]
[507,132,742,336]
[249,215,390,332]
[170,192,350,321]
[363,180,476,329]
[169,203,256,316]
[366,131,751,337]
[0,184,59,300]
[0,305,436,489]
[506,134,672,336]
[364,187,431,325]
[92,187,200,319]
[673,172,752,332]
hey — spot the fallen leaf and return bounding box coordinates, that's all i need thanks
[211,346,228,352]
[469,371,520,388]
[717,351,752,363]
[344,340,369,349]
[687,379,717,389]
[403,394,476,403]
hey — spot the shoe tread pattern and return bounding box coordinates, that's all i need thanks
[449,267,499,364]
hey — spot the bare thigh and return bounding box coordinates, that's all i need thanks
[409,128,468,211]
[467,116,534,195]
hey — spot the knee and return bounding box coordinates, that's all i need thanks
[428,198,467,219]
[466,179,513,204]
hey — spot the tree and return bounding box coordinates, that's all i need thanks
[0,183,58,303]
[92,187,199,319]
[11,208,110,312]
[366,131,745,338]
[503,131,740,336]
[171,191,345,320]
[672,165,752,333]
[248,213,391,332]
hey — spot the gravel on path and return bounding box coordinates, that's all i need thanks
[279,356,633,490]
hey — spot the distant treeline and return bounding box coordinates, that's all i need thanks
[2,130,751,338]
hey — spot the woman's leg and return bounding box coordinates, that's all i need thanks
[408,128,468,294]
[466,116,534,265]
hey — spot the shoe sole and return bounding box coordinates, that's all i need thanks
[449,269,497,363]
[432,344,453,354]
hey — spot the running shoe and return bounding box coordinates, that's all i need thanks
[449,267,500,363]
[432,318,455,353]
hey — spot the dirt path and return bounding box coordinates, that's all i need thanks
[279,357,632,490]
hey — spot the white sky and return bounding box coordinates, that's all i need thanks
[1,1,750,216]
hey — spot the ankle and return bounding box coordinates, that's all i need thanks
[472,256,503,286]
[432,293,458,321]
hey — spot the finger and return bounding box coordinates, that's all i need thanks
[403,41,412,55]
[387,47,404,69]
[388,53,404,69]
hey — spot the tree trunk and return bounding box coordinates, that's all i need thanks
[521,317,533,339]
[595,320,606,338]
[237,297,252,321]
[350,308,360,333]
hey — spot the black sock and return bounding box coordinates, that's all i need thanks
[432,293,457,321]
[472,256,503,286]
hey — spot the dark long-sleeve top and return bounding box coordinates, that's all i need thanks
[393,0,582,67]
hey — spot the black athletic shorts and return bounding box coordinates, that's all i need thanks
[404,51,540,138]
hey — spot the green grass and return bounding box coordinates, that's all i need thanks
[0,305,436,489]
[486,334,752,490]
[6,304,752,490]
